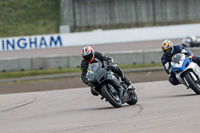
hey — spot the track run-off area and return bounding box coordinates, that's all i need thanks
[0,37,200,132]
[0,80,200,133]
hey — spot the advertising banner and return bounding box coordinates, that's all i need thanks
[1,23,200,52]
[0,34,63,51]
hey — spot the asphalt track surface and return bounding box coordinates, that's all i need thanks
[0,38,183,59]
[0,80,200,133]
[1,38,199,133]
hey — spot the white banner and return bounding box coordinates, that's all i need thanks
[1,23,200,52]
[0,34,63,51]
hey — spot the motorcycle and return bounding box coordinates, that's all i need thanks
[86,62,138,108]
[181,36,200,47]
[171,53,200,94]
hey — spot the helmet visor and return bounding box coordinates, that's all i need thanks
[163,48,171,55]
[83,54,93,62]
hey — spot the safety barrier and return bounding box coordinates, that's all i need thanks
[0,48,200,72]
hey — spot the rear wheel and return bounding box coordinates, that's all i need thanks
[184,73,200,94]
[101,84,122,108]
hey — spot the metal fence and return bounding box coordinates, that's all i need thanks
[61,0,200,31]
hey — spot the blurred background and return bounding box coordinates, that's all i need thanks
[0,0,200,72]
[61,0,200,32]
[1,0,200,37]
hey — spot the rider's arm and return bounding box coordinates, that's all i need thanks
[95,52,114,65]
[80,60,89,84]
[161,56,171,74]
[179,45,193,56]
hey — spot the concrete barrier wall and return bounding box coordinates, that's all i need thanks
[31,56,70,69]
[0,58,32,72]
[1,48,200,72]
[106,50,163,65]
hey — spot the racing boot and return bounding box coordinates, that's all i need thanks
[121,76,131,87]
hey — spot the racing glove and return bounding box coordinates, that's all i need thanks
[188,54,194,59]
[106,60,113,70]
[106,65,112,71]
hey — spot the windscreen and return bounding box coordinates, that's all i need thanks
[88,62,101,72]
[172,53,183,63]
[86,62,102,79]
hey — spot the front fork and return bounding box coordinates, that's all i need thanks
[107,83,129,103]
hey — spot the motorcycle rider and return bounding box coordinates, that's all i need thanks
[81,46,131,96]
[181,36,200,47]
[161,40,200,85]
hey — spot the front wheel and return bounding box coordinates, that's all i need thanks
[101,84,122,108]
[127,90,138,105]
[184,73,200,94]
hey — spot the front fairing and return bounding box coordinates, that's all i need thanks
[175,62,200,87]
[171,54,191,73]
[87,63,127,101]
[171,53,200,86]
[86,62,106,85]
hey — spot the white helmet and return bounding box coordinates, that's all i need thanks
[185,36,197,43]
[181,36,197,47]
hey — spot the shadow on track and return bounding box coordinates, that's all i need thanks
[170,93,197,97]
[77,104,141,112]
[154,93,197,99]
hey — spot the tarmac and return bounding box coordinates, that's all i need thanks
[0,80,200,133]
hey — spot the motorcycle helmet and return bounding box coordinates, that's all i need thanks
[185,36,197,44]
[161,40,174,56]
[81,46,95,63]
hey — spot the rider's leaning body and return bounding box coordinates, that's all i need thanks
[161,40,200,85]
[81,51,113,85]
[161,45,193,74]
[80,46,131,95]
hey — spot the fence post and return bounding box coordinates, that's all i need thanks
[72,0,77,32]
[152,0,156,26]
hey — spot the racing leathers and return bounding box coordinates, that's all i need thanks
[81,52,131,95]
[161,45,200,85]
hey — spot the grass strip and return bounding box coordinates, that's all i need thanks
[0,63,162,79]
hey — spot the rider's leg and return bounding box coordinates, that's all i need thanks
[110,65,131,87]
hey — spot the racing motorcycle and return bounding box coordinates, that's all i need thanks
[86,62,138,108]
[181,36,200,47]
[171,53,200,94]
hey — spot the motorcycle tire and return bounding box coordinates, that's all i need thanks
[184,73,200,95]
[101,84,122,108]
[127,90,138,105]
